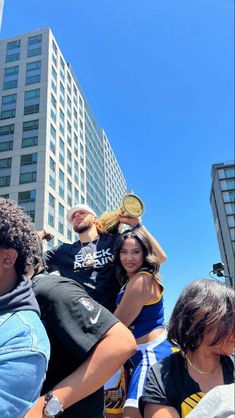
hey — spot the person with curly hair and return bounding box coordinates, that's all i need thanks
[0,198,50,418]
[139,279,235,418]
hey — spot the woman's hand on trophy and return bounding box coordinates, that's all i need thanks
[118,214,140,228]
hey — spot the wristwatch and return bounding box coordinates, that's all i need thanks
[43,391,64,416]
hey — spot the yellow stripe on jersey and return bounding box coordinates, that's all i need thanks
[181,392,204,417]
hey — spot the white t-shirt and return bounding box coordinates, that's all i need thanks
[186,384,235,418]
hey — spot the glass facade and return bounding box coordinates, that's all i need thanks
[210,162,235,287]
[0,28,127,248]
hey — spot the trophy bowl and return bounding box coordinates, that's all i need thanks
[96,193,144,233]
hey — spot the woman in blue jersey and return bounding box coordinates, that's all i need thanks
[109,228,174,418]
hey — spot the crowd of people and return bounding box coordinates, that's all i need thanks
[0,197,234,418]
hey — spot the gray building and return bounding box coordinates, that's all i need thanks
[210,161,235,286]
[0,0,4,31]
[0,28,127,247]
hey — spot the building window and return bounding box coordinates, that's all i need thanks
[67,121,72,146]
[80,168,85,192]
[6,39,21,62]
[0,175,11,187]
[60,57,65,80]
[1,93,17,120]
[59,137,65,165]
[223,191,235,203]
[26,61,41,85]
[3,65,19,90]
[19,171,37,184]
[52,40,58,55]
[24,89,40,115]
[74,133,78,155]
[50,123,56,154]
[24,210,35,222]
[67,224,72,241]
[59,168,64,198]
[20,153,37,184]
[0,157,12,168]
[58,203,64,234]
[59,108,64,135]
[67,149,72,176]
[27,34,42,57]
[48,192,55,226]
[21,153,37,165]
[49,157,55,189]
[0,123,14,152]
[18,189,36,203]
[74,159,78,184]
[22,119,39,148]
[230,228,235,241]
[220,179,235,192]
[60,82,65,107]
[18,189,36,223]
[225,202,235,215]
[74,188,79,205]
[67,178,72,206]
[0,193,9,198]
[51,66,57,94]
[227,215,235,228]
[51,93,57,123]
[218,167,235,179]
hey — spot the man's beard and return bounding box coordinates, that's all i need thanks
[73,221,93,234]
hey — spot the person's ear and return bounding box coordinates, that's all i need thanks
[2,248,18,269]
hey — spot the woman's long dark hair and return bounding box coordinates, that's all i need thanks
[167,278,235,352]
[114,228,160,286]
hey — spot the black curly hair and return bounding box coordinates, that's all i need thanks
[0,198,41,278]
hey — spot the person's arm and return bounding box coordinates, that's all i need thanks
[139,225,167,264]
[25,322,136,417]
[118,215,167,265]
[144,404,180,418]
[43,245,61,273]
[114,273,161,327]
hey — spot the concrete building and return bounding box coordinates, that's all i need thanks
[210,161,235,286]
[0,0,4,31]
[0,28,127,247]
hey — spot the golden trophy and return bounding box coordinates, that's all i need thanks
[96,193,144,233]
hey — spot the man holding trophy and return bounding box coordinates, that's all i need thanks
[43,194,167,313]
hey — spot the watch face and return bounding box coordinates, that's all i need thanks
[45,398,62,415]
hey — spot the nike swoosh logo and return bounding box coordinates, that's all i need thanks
[90,308,102,324]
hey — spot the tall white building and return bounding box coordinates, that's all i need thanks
[0,28,127,246]
[210,161,235,287]
[0,0,4,31]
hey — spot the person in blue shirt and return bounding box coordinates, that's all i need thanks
[0,198,50,418]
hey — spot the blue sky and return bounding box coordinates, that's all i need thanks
[1,0,234,320]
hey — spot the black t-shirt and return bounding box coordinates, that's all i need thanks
[139,351,234,418]
[32,273,119,418]
[44,233,120,312]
